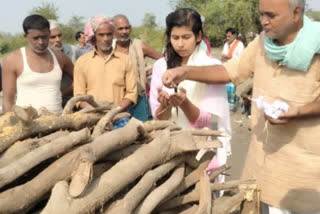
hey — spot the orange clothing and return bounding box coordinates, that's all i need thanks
[225,33,320,213]
[74,49,137,104]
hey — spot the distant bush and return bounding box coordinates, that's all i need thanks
[131,26,165,52]
[0,34,27,55]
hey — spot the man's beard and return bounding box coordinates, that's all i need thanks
[117,37,130,43]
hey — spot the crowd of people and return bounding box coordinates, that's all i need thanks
[1,0,320,213]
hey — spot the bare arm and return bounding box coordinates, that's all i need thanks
[142,41,162,60]
[2,53,18,113]
[162,65,231,88]
[56,51,74,97]
[122,57,137,111]
[267,100,320,125]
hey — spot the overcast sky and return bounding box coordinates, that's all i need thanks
[1,0,319,34]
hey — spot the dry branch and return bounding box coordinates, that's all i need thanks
[135,163,186,214]
[0,118,144,214]
[92,106,122,137]
[0,111,103,153]
[0,128,90,189]
[196,171,212,214]
[62,95,100,115]
[0,130,69,168]
[41,129,219,213]
[105,156,185,214]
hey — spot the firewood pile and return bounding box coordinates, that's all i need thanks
[0,95,260,214]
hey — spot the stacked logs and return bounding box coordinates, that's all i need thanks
[0,95,260,214]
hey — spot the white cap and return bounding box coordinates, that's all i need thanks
[48,19,60,30]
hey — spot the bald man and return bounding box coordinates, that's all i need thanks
[113,14,162,121]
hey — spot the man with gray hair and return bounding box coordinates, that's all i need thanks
[48,20,75,106]
[162,0,320,213]
[74,15,137,120]
[113,14,162,121]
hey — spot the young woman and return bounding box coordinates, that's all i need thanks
[150,8,231,180]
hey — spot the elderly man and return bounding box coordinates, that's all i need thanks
[113,14,162,121]
[74,15,137,115]
[2,15,73,114]
[48,20,75,107]
[162,0,320,213]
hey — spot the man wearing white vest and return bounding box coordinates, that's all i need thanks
[2,15,73,114]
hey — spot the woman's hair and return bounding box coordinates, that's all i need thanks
[165,8,203,69]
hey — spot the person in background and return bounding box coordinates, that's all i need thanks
[113,14,162,121]
[2,15,73,114]
[75,31,93,59]
[221,28,245,62]
[48,19,75,107]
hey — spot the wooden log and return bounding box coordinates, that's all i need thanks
[0,111,104,153]
[0,128,90,189]
[41,129,221,213]
[0,118,145,214]
[0,130,69,168]
[135,163,186,214]
[195,171,212,214]
[62,95,100,115]
[92,106,122,137]
[105,156,185,214]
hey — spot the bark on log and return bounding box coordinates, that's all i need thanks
[0,128,90,189]
[157,180,246,211]
[0,130,69,168]
[0,111,104,153]
[195,171,212,214]
[212,191,245,214]
[41,129,220,214]
[135,163,186,214]
[178,205,199,214]
[105,156,185,214]
[92,106,122,137]
[62,95,100,115]
[0,118,144,214]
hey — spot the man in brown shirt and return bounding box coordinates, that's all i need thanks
[74,15,137,111]
[161,0,320,213]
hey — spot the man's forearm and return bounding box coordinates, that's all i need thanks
[296,101,320,119]
[119,98,133,111]
[185,65,231,84]
[3,99,14,113]
[62,84,73,97]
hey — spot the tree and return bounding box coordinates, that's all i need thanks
[306,10,320,21]
[171,0,261,46]
[30,2,59,20]
[142,13,157,29]
[68,15,85,32]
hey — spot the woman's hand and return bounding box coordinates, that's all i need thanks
[169,87,187,107]
[157,88,171,108]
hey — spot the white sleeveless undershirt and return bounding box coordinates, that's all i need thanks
[16,47,63,114]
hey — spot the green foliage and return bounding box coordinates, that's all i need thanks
[30,2,59,20]
[142,13,157,29]
[0,34,27,55]
[131,26,165,52]
[68,15,85,31]
[172,0,261,46]
[306,10,320,21]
